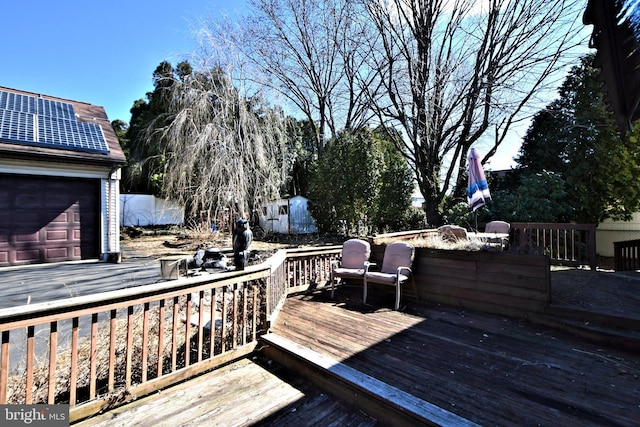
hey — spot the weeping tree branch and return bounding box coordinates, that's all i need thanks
[143,67,288,220]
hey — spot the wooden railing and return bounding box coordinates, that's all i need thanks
[0,246,341,423]
[510,223,597,270]
[613,239,640,271]
[283,246,341,294]
[370,224,598,270]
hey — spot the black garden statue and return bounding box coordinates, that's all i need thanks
[232,217,253,270]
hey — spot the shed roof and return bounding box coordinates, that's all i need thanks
[0,86,126,167]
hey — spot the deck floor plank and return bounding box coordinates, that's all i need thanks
[270,288,640,427]
[74,355,376,427]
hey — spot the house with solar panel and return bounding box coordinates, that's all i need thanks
[0,86,126,267]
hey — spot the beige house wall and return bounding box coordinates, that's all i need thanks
[596,212,640,257]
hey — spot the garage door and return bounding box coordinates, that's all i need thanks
[0,174,100,266]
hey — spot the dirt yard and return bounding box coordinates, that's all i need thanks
[120,226,346,261]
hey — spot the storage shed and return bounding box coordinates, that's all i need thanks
[259,196,318,234]
[0,86,126,266]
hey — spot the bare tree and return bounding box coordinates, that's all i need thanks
[363,0,587,224]
[145,67,289,221]
[238,0,377,152]
[197,0,586,225]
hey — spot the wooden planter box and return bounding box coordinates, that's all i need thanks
[371,245,550,318]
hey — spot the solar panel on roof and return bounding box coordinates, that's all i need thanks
[37,97,75,120]
[0,110,35,142]
[0,89,109,154]
[0,91,37,114]
[37,116,107,153]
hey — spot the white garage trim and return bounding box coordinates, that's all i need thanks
[0,157,111,179]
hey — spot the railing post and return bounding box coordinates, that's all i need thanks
[1,331,9,404]
[588,224,597,271]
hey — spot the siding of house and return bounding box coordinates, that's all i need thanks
[103,170,121,260]
[597,213,640,257]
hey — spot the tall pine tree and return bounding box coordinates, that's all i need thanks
[514,54,640,224]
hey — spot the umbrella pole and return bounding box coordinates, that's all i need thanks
[474,210,478,233]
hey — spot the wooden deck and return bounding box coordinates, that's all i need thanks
[74,281,640,427]
[270,285,640,426]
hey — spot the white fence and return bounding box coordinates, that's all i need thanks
[120,194,184,226]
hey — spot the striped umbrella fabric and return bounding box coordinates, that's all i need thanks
[467,147,491,211]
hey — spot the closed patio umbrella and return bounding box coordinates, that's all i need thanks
[467,147,491,229]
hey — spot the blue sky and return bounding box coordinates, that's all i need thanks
[0,1,246,123]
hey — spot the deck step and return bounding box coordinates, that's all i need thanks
[530,310,640,352]
[545,304,640,330]
[259,333,479,427]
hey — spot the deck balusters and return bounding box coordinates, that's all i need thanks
[0,246,343,422]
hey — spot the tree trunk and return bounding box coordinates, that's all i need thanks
[417,168,443,227]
